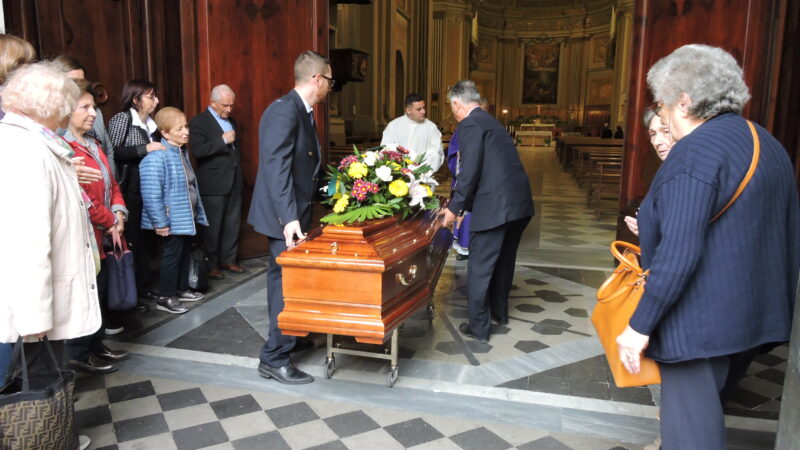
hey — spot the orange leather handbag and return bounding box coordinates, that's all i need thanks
[593,241,660,387]
[592,120,761,388]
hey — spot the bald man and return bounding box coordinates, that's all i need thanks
[189,84,244,280]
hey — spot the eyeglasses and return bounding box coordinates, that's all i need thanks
[320,74,336,88]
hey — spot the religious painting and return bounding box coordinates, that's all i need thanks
[591,35,611,68]
[478,38,494,64]
[586,70,614,105]
[522,43,559,104]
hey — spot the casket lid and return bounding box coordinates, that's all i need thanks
[277,211,443,272]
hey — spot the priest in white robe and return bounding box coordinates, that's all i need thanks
[381,93,443,184]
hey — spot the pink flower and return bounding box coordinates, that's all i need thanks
[397,145,410,155]
[380,150,403,163]
[338,155,359,171]
[351,179,379,201]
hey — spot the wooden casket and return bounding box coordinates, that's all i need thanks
[277,209,453,345]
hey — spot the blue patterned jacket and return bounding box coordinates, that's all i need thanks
[139,139,208,235]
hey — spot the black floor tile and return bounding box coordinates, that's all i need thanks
[305,441,348,450]
[265,402,319,429]
[157,387,208,412]
[167,307,265,358]
[568,379,611,400]
[107,380,156,404]
[233,431,291,450]
[113,413,169,442]
[752,353,785,367]
[608,386,655,406]
[754,368,786,385]
[567,362,608,382]
[210,394,262,420]
[323,410,380,438]
[75,404,112,429]
[497,376,528,390]
[450,426,512,450]
[172,421,229,450]
[518,435,573,450]
[728,387,771,409]
[384,418,444,447]
[528,375,569,395]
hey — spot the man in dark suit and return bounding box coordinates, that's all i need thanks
[189,84,244,280]
[440,80,534,343]
[247,51,333,384]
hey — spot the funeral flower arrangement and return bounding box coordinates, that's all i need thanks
[320,144,439,225]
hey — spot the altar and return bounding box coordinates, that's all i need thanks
[277,208,453,386]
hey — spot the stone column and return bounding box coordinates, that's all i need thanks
[430,0,472,127]
[610,0,634,128]
[776,290,800,449]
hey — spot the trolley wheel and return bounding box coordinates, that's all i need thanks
[325,356,335,379]
[387,365,399,388]
[426,304,435,321]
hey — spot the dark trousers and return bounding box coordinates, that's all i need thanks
[201,177,242,268]
[159,235,192,297]
[6,340,65,390]
[124,192,156,294]
[660,348,759,450]
[467,217,531,339]
[65,265,109,361]
[259,237,295,367]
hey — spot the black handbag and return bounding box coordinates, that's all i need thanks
[0,338,77,450]
[188,243,210,292]
[105,229,138,310]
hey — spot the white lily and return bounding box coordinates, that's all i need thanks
[408,181,428,208]
[382,143,399,153]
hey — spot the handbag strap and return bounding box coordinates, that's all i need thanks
[709,120,760,223]
[8,336,61,392]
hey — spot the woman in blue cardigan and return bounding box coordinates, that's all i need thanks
[140,107,209,314]
[616,44,799,449]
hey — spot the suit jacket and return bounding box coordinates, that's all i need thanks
[448,107,534,232]
[248,90,321,239]
[188,108,242,196]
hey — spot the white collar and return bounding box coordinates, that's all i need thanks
[130,108,157,138]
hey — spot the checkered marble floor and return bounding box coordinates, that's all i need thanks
[74,145,782,449]
[76,372,645,450]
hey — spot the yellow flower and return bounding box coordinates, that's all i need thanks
[390,162,401,170]
[404,158,413,164]
[389,179,409,197]
[423,185,433,197]
[348,162,369,179]
[333,195,349,213]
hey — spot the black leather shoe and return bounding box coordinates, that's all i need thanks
[456,253,469,261]
[491,314,509,325]
[69,355,117,374]
[459,323,489,343]
[258,363,314,384]
[290,339,314,353]
[96,345,130,361]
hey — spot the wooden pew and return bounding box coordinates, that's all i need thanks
[572,146,623,187]
[556,136,623,170]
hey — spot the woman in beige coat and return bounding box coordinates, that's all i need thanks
[0,62,102,360]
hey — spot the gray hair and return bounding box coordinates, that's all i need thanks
[647,44,750,119]
[642,108,657,127]
[448,80,481,104]
[2,60,79,122]
[211,84,234,101]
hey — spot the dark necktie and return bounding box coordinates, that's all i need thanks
[309,111,316,129]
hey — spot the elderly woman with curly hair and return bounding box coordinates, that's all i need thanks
[616,44,799,449]
[0,61,101,450]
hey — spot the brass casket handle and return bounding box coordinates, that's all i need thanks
[395,265,418,286]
